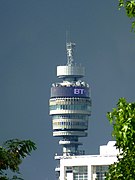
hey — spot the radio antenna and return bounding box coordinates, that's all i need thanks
[66,31,75,66]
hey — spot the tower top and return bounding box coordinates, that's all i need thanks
[66,42,75,66]
[57,41,85,78]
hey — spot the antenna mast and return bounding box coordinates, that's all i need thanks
[66,42,75,66]
[66,32,75,66]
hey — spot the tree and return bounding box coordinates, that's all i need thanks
[0,139,36,180]
[118,0,135,30]
[106,98,135,179]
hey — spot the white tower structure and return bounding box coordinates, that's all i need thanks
[49,41,118,180]
[49,41,91,157]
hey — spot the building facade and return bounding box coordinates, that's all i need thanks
[55,141,118,180]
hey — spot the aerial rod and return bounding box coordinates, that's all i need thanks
[66,31,75,66]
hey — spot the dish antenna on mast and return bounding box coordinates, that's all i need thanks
[66,31,75,66]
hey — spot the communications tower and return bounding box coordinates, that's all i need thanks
[49,41,91,157]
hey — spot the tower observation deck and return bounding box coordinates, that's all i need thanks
[49,42,91,156]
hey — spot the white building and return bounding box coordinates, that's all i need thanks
[55,141,118,180]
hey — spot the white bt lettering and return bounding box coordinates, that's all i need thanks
[74,89,84,94]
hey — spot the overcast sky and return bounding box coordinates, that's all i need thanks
[0,0,135,179]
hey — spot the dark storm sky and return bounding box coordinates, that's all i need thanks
[0,0,135,179]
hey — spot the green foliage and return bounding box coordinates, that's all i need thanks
[0,139,36,180]
[118,0,135,31]
[106,98,135,179]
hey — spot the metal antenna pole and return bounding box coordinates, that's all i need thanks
[66,31,75,66]
[66,42,75,66]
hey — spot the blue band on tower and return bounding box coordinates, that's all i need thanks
[51,87,89,98]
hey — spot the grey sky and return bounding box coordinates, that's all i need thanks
[0,0,135,179]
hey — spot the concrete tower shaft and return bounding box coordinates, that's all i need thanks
[49,42,91,156]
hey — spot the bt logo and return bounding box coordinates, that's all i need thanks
[74,89,84,95]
